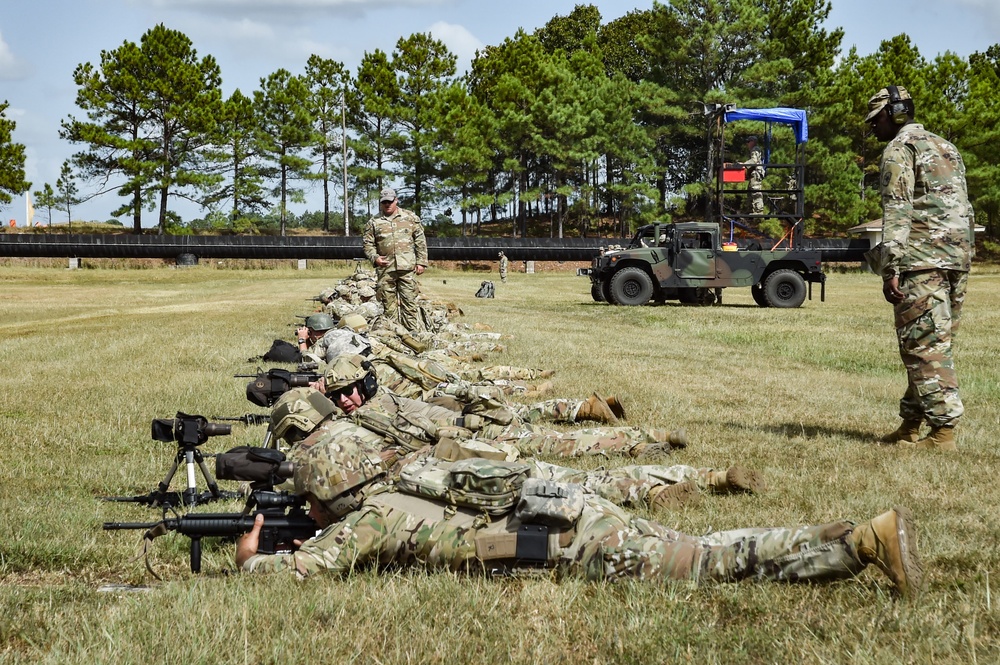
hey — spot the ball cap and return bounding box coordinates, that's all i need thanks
[865,86,911,122]
[379,187,397,202]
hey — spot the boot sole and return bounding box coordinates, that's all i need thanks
[651,480,702,511]
[891,505,923,597]
[725,467,765,494]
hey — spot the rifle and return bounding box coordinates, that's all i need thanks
[235,367,323,408]
[211,413,271,427]
[104,489,317,573]
[104,447,313,574]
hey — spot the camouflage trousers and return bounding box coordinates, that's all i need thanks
[376,268,423,332]
[564,496,863,584]
[528,460,709,506]
[894,269,968,427]
[481,423,664,458]
[515,399,584,424]
[748,174,764,214]
[456,365,546,383]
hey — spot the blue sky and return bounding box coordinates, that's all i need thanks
[2,0,999,225]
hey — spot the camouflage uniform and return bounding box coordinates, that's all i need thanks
[305,328,372,365]
[363,207,428,332]
[878,123,975,427]
[243,483,865,584]
[746,143,764,214]
[498,252,509,283]
[351,390,670,459]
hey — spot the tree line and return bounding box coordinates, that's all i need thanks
[1,1,999,239]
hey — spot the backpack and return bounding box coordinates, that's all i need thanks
[475,281,495,298]
[394,455,529,515]
[257,339,302,363]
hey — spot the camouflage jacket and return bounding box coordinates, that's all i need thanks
[363,208,428,271]
[879,123,975,277]
[241,482,630,580]
[307,328,371,364]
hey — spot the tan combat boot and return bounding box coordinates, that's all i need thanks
[703,467,765,494]
[605,396,626,420]
[522,381,554,399]
[907,425,957,452]
[648,480,702,511]
[878,419,923,445]
[575,392,618,424]
[539,369,557,379]
[630,429,688,456]
[850,506,922,597]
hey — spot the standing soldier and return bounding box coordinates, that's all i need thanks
[498,251,509,283]
[866,86,975,451]
[744,135,765,215]
[363,188,428,332]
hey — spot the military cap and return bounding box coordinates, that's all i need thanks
[292,434,385,518]
[746,135,758,143]
[865,86,911,122]
[379,187,397,202]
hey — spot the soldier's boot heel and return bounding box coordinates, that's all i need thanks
[648,480,701,512]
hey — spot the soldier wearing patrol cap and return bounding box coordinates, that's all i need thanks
[865,85,975,452]
[363,187,428,333]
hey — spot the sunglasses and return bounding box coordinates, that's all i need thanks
[327,382,358,402]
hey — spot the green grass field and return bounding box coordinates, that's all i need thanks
[0,261,997,663]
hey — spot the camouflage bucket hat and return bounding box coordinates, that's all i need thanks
[865,86,911,122]
[270,387,338,442]
[324,354,372,391]
[305,312,335,332]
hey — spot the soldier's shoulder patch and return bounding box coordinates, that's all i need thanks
[881,170,891,188]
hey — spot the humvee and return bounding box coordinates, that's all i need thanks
[581,105,826,308]
[582,221,824,307]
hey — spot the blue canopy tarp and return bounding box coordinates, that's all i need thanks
[724,108,808,144]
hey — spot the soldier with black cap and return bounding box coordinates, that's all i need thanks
[363,187,428,332]
[865,85,975,452]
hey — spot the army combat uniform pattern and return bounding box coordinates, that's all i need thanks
[879,123,975,427]
[355,389,671,459]
[363,207,428,332]
[243,479,865,585]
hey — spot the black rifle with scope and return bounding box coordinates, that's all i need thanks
[104,447,315,573]
[236,367,323,408]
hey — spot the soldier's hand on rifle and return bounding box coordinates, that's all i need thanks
[236,514,264,568]
[310,377,326,393]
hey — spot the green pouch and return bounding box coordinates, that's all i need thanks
[515,479,585,528]
[396,456,529,515]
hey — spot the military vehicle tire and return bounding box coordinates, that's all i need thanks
[601,279,614,304]
[751,283,769,307]
[610,267,654,306]
[591,282,605,302]
[764,269,806,308]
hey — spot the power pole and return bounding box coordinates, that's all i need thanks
[342,91,349,236]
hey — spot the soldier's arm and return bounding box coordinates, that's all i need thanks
[242,506,386,578]
[879,142,916,276]
[412,219,428,267]
[362,221,378,263]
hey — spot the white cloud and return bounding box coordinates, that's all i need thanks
[427,21,483,73]
[0,30,30,81]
